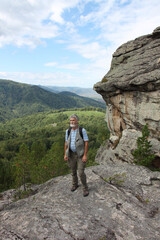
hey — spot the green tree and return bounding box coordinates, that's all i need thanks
[39,139,69,183]
[87,148,98,166]
[132,125,155,167]
[29,141,46,183]
[14,143,30,190]
[0,158,13,192]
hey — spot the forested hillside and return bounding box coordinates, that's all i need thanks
[0,108,110,192]
[0,79,105,122]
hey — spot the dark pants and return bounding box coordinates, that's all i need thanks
[68,151,88,190]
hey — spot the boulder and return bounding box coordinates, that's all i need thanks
[94,27,160,165]
[94,27,160,139]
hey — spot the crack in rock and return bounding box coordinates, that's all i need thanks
[0,226,25,240]
[55,218,79,240]
[147,207,159,218]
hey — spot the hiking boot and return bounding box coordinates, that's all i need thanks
[83,189,89,197]
[71,185,79,192]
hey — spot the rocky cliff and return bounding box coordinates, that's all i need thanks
[0,27,160,240]
[94,26,160,165]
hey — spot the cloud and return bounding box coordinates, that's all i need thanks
[79,0,160,49]
[0,72,76,86]
[45,62,80,70]
[67,0,160,74]
[0,0,160,87]
[0,66,105,88]
[68,41,107,61]
[58,63,80,70]
[0,0,80,48]
[1,0,159,50]
[44,62,58,67]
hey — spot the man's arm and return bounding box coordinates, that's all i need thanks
[82,141,88,163]
[64,141,68,161]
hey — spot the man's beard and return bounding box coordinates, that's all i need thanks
[70,124,76,128]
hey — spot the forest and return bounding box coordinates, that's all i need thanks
[0,107,110,193]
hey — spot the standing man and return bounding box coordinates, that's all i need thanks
[64,114,89,197]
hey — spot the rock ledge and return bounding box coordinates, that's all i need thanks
[0,163,160,240]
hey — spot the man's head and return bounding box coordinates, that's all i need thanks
[70,114,79,128]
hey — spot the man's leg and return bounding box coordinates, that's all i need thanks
[68,152,78,189]
[77,156,88,195]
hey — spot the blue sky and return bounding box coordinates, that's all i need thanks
[0,0,160,88]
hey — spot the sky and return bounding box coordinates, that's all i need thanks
[0,0,160,88]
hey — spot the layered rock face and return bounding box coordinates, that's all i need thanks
[94,27,160,138]
[94,27,160,164]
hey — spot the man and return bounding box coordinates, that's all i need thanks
[64,114,89,197]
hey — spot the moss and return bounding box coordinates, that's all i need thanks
[99,237,106,240]
[101,77,108,83]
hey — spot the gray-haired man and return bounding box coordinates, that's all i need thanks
[64,114,89,197]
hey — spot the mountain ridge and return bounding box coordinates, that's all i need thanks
[39,85,102,100]
[0,79,105,122]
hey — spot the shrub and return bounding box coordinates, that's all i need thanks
[132,125,155,167]
[103,173,126,186]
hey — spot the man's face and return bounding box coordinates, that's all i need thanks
[70,117,78,128]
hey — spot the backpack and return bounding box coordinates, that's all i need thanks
[68,127,83,139]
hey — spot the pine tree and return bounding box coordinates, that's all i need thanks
[132,125,155,167]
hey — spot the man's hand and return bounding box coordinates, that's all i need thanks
[82,141,88,163]
[82,154,87,163]
[64,155,68,161]
[64,142,68,161]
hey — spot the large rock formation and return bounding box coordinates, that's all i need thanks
[94,26,160,165]
[0,164,160,240]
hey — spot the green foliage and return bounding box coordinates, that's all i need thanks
[132,125,155,167]
[13,183,33,201]
[103,173,126,186]
[98,237,106,240]
[145,198,150,203]
[39,141,69,183]
[0,158,14,192]
[29,142,47,183]
[14,143,31,191]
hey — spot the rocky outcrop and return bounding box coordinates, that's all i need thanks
[0,163,160,240]
[94,27,160,165]
[94,26,160,138]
